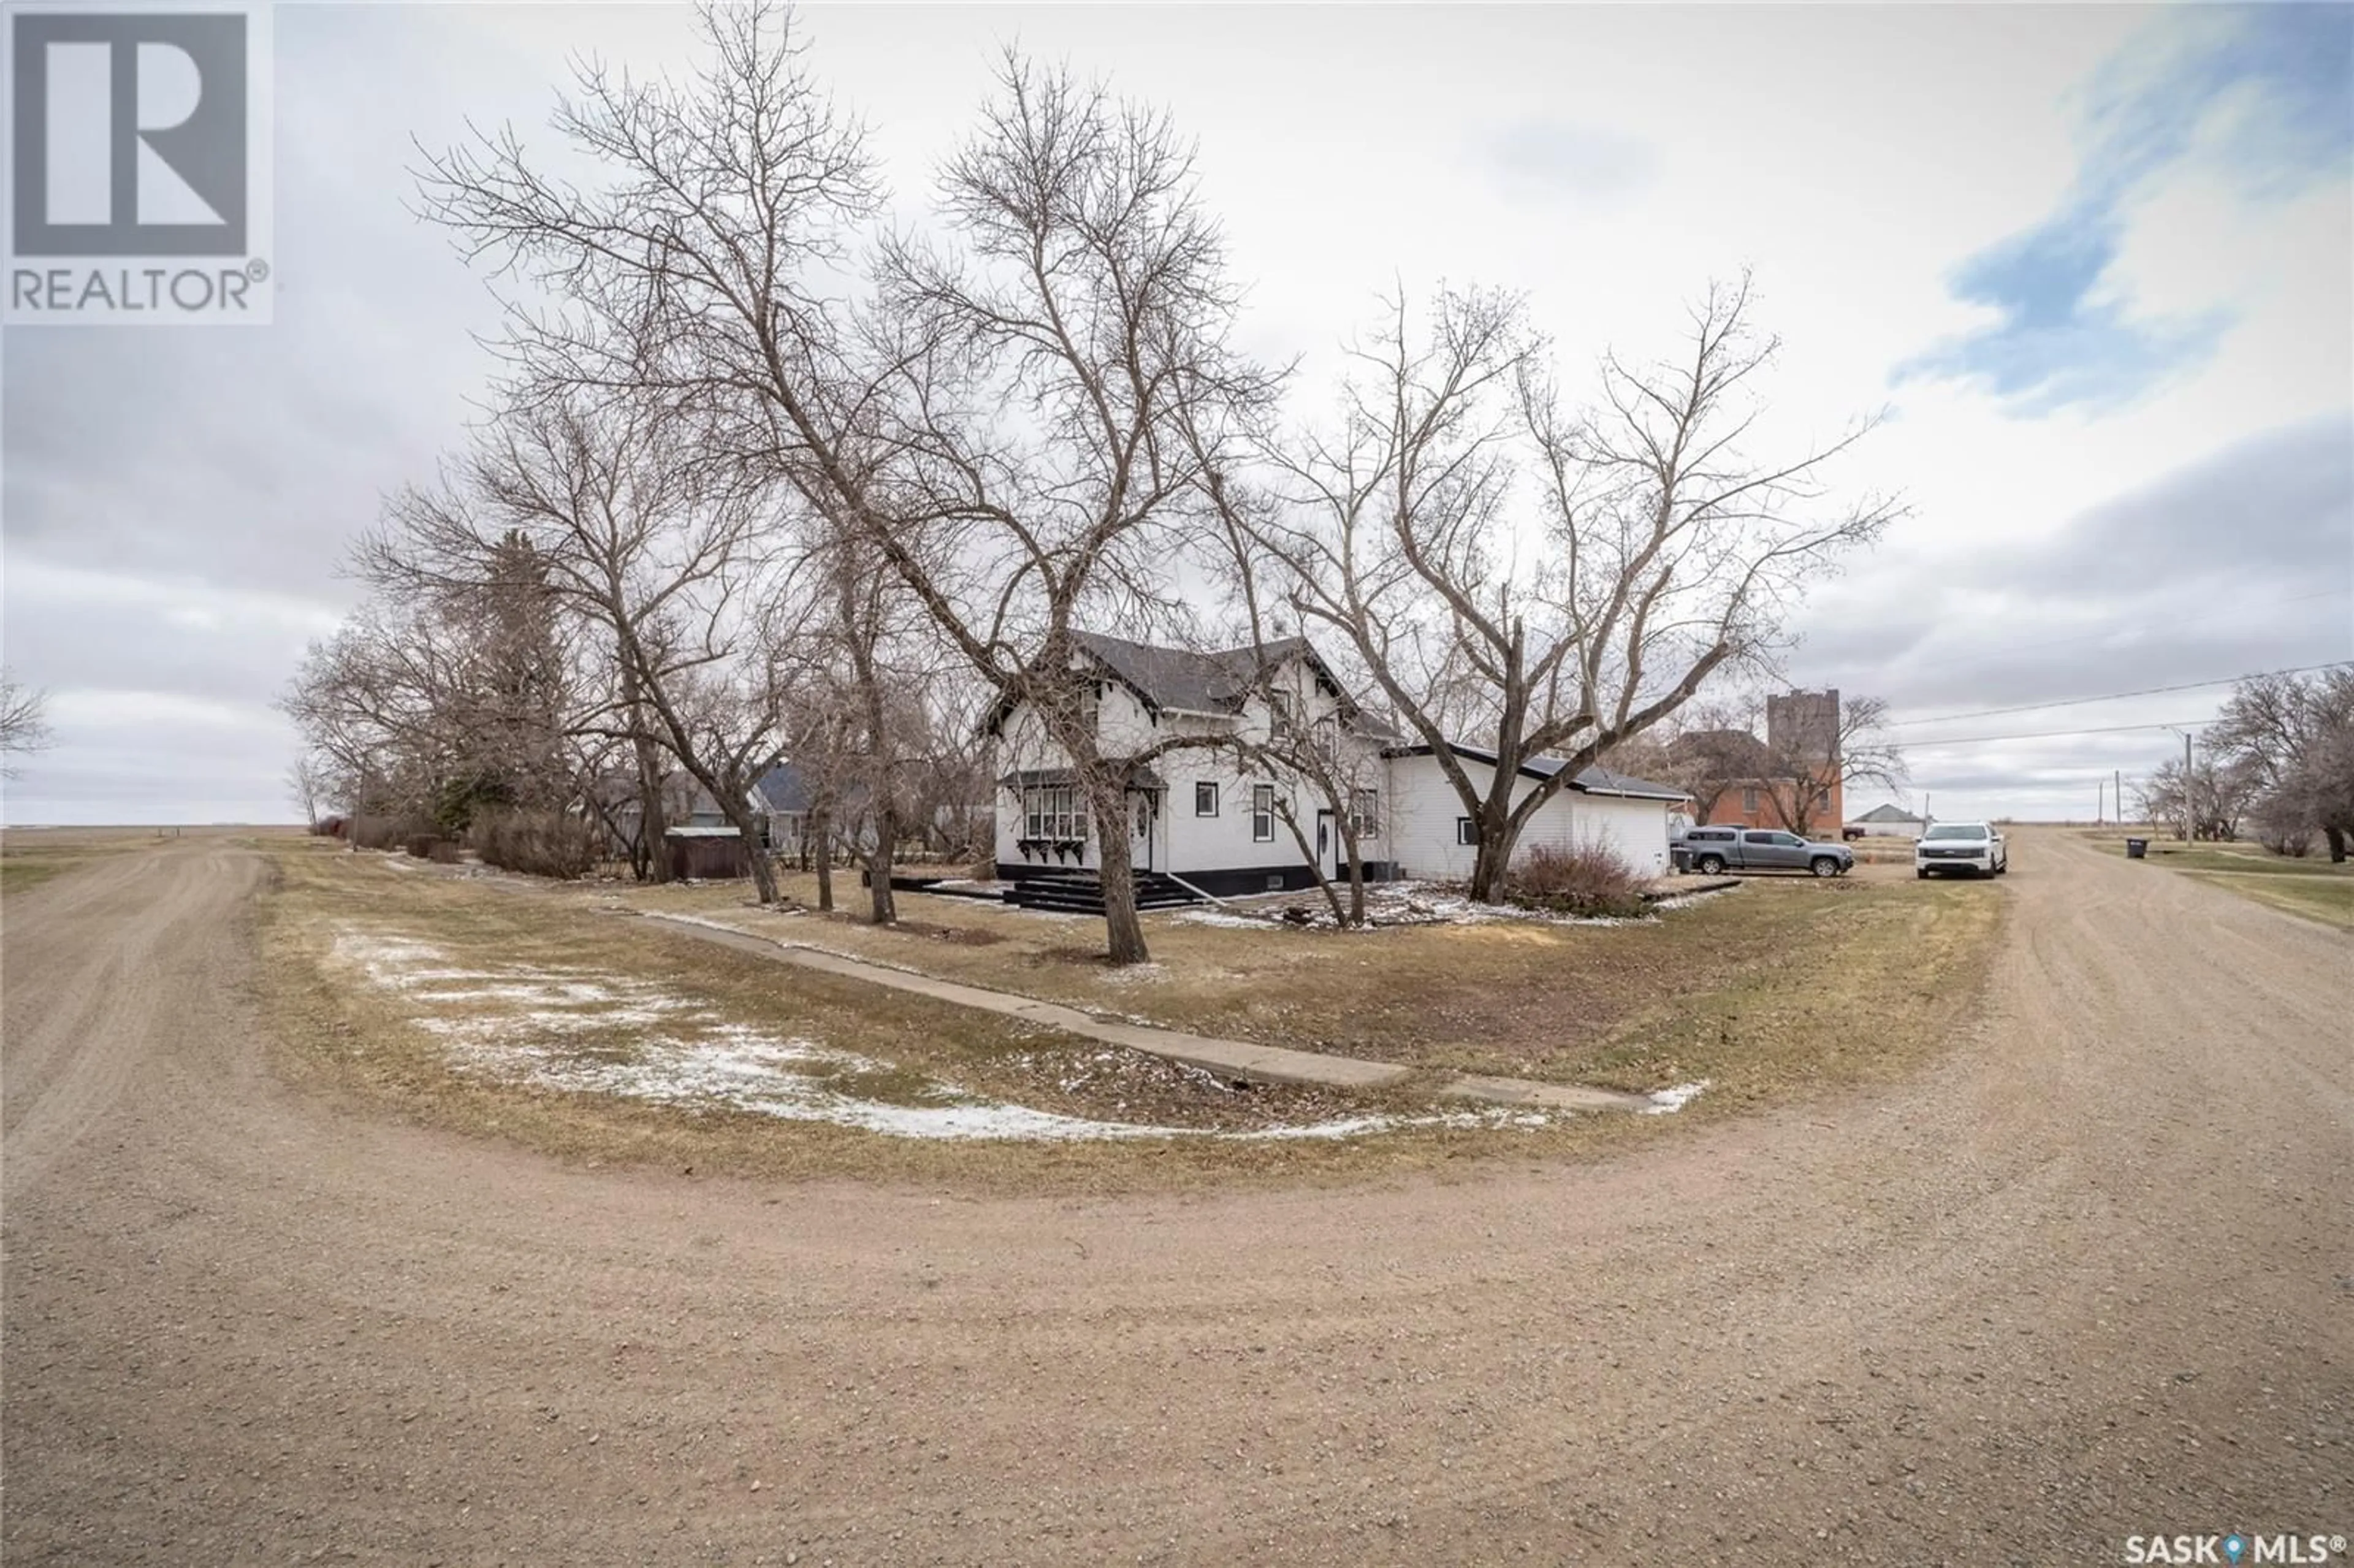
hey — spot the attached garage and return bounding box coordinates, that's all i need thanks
[1382,745,1687,881]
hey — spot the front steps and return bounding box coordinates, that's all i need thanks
[1006,868,1203,916]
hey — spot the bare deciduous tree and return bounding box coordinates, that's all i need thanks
[286,753,327,828]
[367,395,798,904]
[418,10,1273,962]
[0,672,53,778]
[2207,666,2354,861]
[1213,281,1899,901]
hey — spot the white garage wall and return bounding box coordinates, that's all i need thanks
[1385,754,1674,881]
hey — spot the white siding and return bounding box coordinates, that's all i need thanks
[994,648,1388,881]
[1385,755,1673,880]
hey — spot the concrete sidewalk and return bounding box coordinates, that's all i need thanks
[639,911,1647,1113]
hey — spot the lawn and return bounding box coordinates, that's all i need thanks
[2089,832,2354,930]
[259,843,2002,1188]
[609,864,2002,1095]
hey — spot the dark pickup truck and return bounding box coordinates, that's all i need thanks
[1672,826,1854,878]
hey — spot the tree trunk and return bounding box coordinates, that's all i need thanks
[2328,825,2347,864]
[722,799,779,906]
[1091,782,1149,965]
[1340,823,1368,927]
[812,805,834,911]
[622,679,670,884]
[1273,804,1346,926]
[1466,815,1517,902]
[866,806,898,925]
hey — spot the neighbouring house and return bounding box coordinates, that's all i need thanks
[679,764,839,859]
[1847,802,1925,837]
[1678,689,1845,833]
[988,631,1689,902]
[749,763,815,857]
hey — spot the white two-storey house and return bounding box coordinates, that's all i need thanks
[991,633,1689,898]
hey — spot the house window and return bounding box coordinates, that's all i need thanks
[1742,786,1760,813]
[1252,785,1276,842]
[1815,788,1832,811]
[1457,817,1477,846]
[1350,787,1379,840]
[1313,715,1338,761]
[1268,691,1299,742]
[1194,782,1219,817]
[1021,785,1090,842]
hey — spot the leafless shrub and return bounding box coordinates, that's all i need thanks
[1504,842,1647,920]
[471,808,603,879]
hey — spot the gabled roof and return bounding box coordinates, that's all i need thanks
[1852,802,1923,823]
[1037,630,1399,739]
[753,763,812,815]
[1070,631,1285,716]
[1384,741,1691,802]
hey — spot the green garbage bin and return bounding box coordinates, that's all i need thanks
[2124,837,2147,859]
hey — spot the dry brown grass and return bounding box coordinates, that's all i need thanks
[257,842,2004,1191]
[612,866,1998,1091]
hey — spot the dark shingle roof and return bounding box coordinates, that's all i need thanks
[1067,631,1398,737]
[1384,742,1689,802]
[753,763,812,814]
[1070,631,1299,714]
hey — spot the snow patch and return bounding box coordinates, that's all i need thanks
[326,924,1558,1143]
[1642,1080,1711,1115]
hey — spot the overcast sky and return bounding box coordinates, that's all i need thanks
[4,3,2348,825]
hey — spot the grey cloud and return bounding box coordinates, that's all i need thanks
[1479,120,1657,201]
[3,9,527,821]
[1791,414,2354,717]
[2026,414,2350,590]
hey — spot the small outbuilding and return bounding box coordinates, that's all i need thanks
[1846,802,1926,838]
[664,824,753,880]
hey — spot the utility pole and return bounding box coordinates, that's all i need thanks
[2116,768,2123,826]
[2182,730,2195,843]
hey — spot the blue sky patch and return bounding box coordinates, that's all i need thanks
[1902,6,2352,413]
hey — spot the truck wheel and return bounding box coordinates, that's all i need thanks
[1916,867,1929,880]
[1810,856,1840,878]
[1696,854,1726,875]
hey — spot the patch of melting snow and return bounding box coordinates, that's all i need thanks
[1171,908,1267,930]
[326,925,1552,1143]
[1642,1080,1711,1115]
[1172,881,1704,931]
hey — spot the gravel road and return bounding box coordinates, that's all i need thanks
[4,831,2346,1565]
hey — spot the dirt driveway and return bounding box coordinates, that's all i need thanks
[4,831,2347,1564]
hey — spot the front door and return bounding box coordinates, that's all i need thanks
[1316,809,1339,878]
[1132,791,1156,872]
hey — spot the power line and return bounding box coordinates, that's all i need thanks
[1888,661,2348,729]
[1904,718,2219,748]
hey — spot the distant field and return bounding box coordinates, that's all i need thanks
[1,826,306,896]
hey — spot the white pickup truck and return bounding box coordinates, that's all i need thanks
[1915,821,2008,879]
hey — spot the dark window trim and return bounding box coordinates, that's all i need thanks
[1251,784,1276,843]
[1456,816,1477,846]
[1194,781,1219,817]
